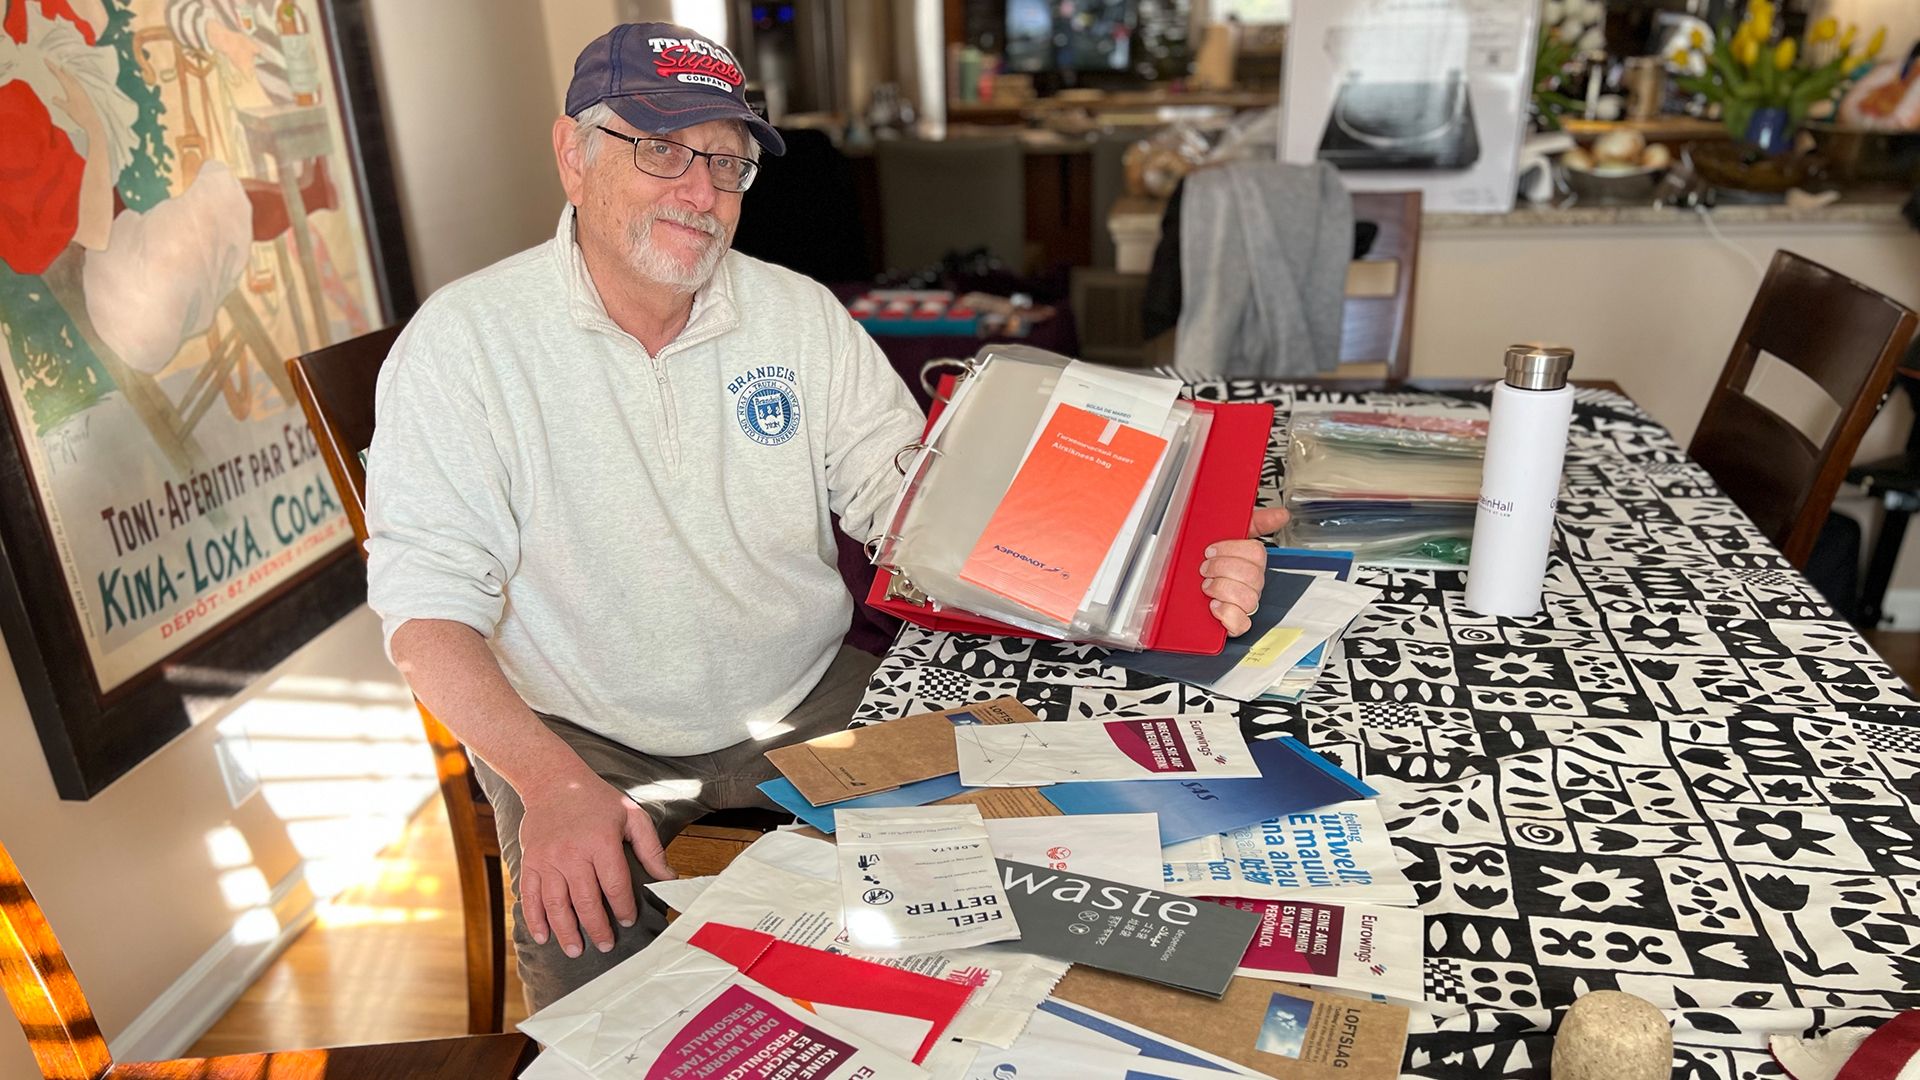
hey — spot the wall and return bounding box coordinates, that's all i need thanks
[0,608,428,1080]
[368,0,566,296]
[1409,214,1920,591]
[1410,216,1920,444]
[548,0,625,114]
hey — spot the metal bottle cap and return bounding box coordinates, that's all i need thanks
[1504,345,1575,391]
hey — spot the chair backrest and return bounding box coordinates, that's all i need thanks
[285,323,405,555]
[285,325,493,811]
[1071,267,1157,367]
[1339,190,1422,381]
[874,137,1026,273]
[0,841,112,1080]
[1689,249,1919,567]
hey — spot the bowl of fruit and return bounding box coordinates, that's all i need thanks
[1562,130,1673,203]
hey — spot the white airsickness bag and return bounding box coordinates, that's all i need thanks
[955,715,1259,787]
[561,948,928,1079]
[837,805,1023,955]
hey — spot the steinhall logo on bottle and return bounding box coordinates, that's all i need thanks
[1478,493,1515,517]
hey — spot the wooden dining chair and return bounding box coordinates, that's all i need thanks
[0,840,535,1080]
[287,327,781,1035]
[1340,190,1422,383]
[1689,249,1919,568]
[283,325,513,1036]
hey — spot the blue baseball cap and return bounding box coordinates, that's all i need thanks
[565,23,786,156]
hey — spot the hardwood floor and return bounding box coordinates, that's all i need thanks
[187,801,760,1056]
[188,798,529,1056]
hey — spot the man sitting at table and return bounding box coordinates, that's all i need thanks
[362,21,1289,1009]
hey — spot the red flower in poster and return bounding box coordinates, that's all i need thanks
[0,0,112,275]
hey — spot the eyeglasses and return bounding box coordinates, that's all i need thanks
[595,127,760,193]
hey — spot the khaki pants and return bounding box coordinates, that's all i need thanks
[472,645,880,1011]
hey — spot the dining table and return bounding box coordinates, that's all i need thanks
[844,376,1920,1078]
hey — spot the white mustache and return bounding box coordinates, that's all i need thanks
[647,205,723,238]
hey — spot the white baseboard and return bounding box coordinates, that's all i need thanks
[108,863,317,1062]
[1879,589,1920,632]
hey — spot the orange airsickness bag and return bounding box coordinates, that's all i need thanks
[959,403,1167,623]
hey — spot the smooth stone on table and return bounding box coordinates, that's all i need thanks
[1551,990,1672,1080]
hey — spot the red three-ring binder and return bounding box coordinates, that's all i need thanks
[865,378,1275,656]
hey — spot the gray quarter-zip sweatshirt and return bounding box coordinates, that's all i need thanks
[364,207,924,755]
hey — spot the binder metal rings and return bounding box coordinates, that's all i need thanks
[918,357,978,404]
[862,534,898,564]
[893,442,940,476]
[864,534,928,605]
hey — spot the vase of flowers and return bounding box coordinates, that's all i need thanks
[1745,106,1793,153]
[1670,2,1886,154]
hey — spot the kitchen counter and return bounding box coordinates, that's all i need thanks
[1559,117,1729,143]
[1427,191,1911,230]
[947,90,1275,127]
[1109,189,1910,233]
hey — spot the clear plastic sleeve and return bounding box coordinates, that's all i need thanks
[1282,411,1487,564]
[870,345,1203,649]
[1286,411,1486,503]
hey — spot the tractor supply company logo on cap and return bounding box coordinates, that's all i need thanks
[648,36,744,91]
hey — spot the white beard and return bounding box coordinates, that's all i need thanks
[626,204,729,293]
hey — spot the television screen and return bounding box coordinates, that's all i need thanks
[1006,0,1135,73]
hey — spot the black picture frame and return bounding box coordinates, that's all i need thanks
[0,0,415,800]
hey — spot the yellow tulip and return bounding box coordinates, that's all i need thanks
[1734,34,1760,68]
[1749,0,1772,20]
[1774,37,1796,69]
[1751,9,1773,40]
[1839,25,1857,51]
[1812,17,1836,42]
[1868,27,1886,57]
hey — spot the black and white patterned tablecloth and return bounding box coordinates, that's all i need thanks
[850,380,1920,1079]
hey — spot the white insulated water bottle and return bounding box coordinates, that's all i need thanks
[1465,345,1576,617]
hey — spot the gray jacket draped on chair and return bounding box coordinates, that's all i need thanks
[1175,160,1352,377]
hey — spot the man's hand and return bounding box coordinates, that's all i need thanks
[517,770,675,958]
[1201,505,1292,636]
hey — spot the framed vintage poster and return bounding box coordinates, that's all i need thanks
[0,0,414,798]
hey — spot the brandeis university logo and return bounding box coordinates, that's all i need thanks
[646,34,745,91]
[728,366,801,446]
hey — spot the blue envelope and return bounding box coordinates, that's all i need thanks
[756,773,971,833]
[1039,735,1375,845]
